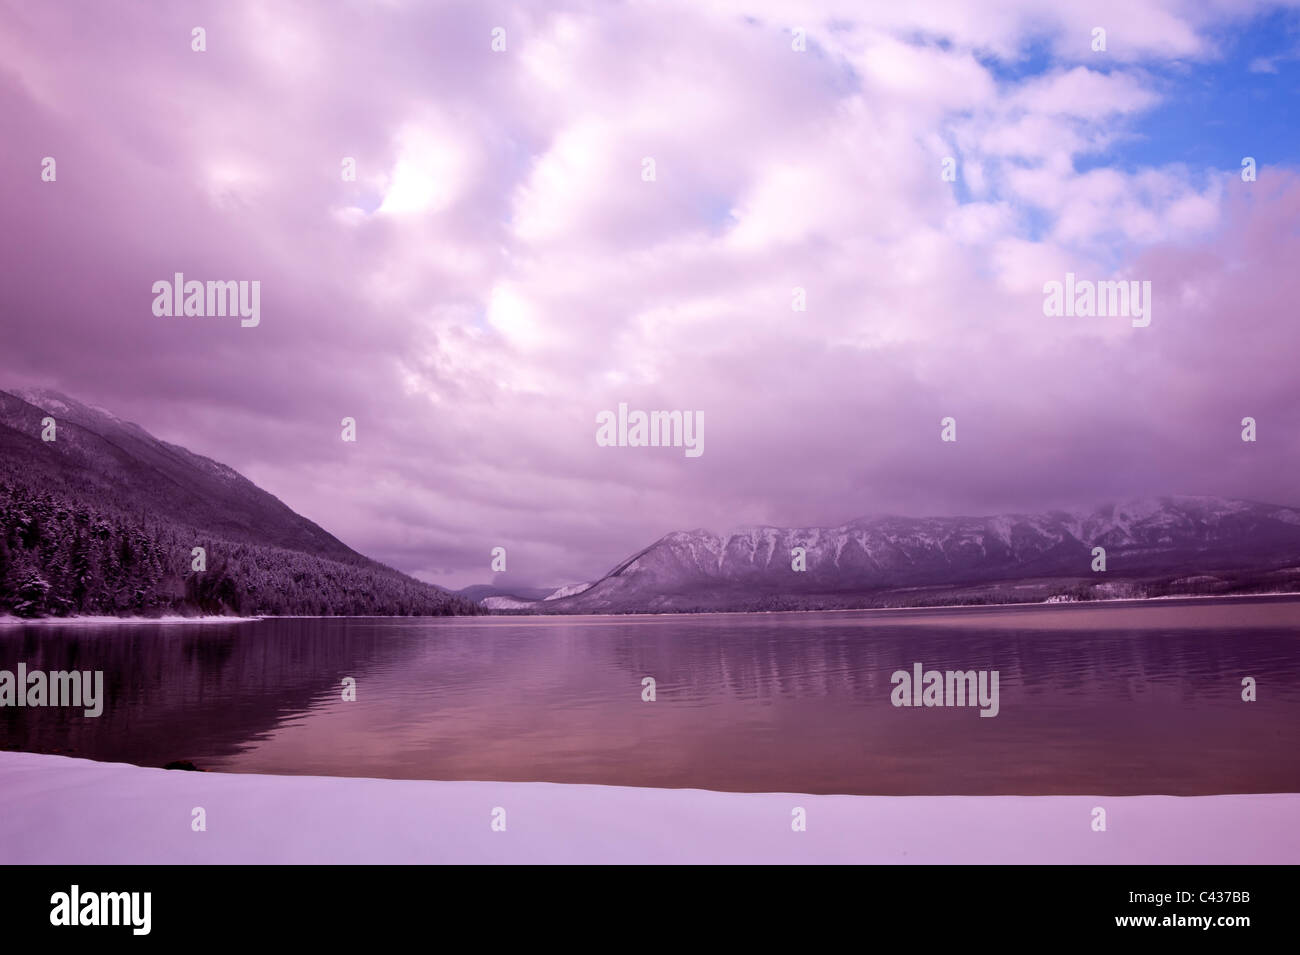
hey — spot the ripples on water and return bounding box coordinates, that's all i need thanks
[2,597,1298,795]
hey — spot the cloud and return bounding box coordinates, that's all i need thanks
[1,0,1297,590]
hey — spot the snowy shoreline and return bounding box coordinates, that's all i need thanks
[0,614,264,627]
[1,752,1296,864]
[3,590,1300,626]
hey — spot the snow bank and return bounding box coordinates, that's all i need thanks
[0,615,261,627]
[1,753,1297,864]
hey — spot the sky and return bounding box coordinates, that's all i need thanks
[1,0,1299,591]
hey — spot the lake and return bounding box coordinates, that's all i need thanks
[2,596,1299,795]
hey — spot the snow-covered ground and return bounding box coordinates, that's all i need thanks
[1,752,1296,864]
[0,615,262,627]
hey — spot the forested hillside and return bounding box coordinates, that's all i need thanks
[0,388,480,617]
[0,479,480,617]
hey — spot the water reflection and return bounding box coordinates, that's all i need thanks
[1,597,1298,795]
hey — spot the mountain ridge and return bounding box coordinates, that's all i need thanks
[0,387,363,563]
[508,496,1300,613]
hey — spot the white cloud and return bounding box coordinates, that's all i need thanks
[377,116,474,217]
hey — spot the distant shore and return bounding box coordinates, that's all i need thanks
[3,589,1300,624]
[532,589,1300,618]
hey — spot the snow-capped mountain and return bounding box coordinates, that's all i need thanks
[543,581,595,600]
[527,497,1300,613]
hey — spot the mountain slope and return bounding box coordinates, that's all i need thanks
[0,388,479,617]
[0,388,360,562]
[528,497,1300,613]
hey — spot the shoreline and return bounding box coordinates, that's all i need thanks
[0,614,265,627]
[4,589,1298,624]
[519,588,1300,620]
[1,752,1296,864]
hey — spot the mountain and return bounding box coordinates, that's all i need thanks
[517,497,1300,613]
[456,584,556,604]
[0,388,480,617]
[0,388,359,561]
[457,582,594,610]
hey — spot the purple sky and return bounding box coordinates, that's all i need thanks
[2,0,1299,589]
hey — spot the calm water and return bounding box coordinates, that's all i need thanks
[2,596,1299,795]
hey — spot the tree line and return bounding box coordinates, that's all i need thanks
[0,479,482,618]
